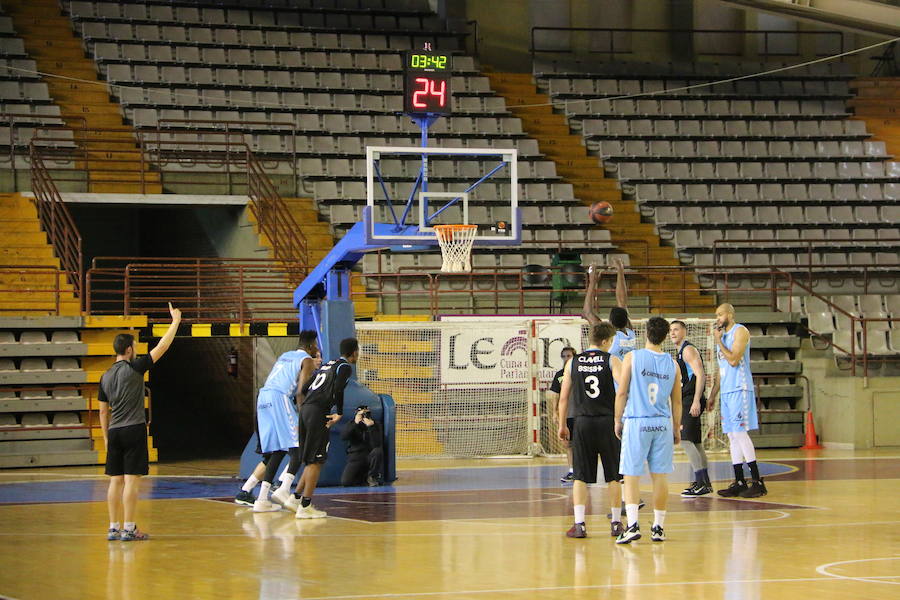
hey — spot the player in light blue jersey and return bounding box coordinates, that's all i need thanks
[614,317,682,544]
[583,257,635,361]
[710,303,767,499]
[234,330,320,512]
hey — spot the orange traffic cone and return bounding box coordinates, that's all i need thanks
[801,411,824,450]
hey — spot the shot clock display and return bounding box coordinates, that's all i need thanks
[403,51,452,114]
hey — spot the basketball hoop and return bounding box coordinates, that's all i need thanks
[433,224,477,272]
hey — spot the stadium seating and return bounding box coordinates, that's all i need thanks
[535,61,899,297]
[58,0,618,271]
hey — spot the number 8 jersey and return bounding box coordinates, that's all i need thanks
[623,349,676,419]
[570,349,617,417]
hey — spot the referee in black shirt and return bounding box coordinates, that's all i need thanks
[100,302,180,541]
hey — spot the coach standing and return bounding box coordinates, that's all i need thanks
[100,302,181,541]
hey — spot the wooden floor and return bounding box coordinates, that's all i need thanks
[0,449,898,600]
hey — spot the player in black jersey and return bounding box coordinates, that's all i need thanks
[670,321,713,496]
[293,337,360,519]
[557,322,624,539]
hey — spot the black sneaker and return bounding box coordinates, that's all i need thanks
[682,483,713,497]
[560,471,575,484]
[717,480,748,497]
[234,490,255,506]
[566,522,587,538]
[615,522,641,544]
[739,479,767,498]
[680,481,700,496]
[610,521,624,538]
[650,525,666,542]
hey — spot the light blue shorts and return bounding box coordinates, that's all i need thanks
[619,417,674,476]
[720,390,759,433]
[256,389,299,453]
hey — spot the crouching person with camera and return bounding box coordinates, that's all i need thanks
[341,406,385,487]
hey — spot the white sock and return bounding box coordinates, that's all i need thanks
[654,510,666,528]
[109,522,120,530]
[123,522,135,532]
[276,473,294,494]
[610,506,621,523]
[574,504,586,524]
[259,481,272,501]
[241,475,260,493]
[568,468,574,474]
[625,503,639,527]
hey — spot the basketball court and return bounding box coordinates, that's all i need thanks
[0,449,898,599]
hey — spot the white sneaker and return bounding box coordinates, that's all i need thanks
[252,498,282,513]
[271,488,299,511]
[295,504,327,519]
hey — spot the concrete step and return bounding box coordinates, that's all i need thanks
[0,246,56,259]
[0,219,41,232]
[89,182,162,194]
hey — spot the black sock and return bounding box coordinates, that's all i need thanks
[732,463,745,483]
[747,461,760,482]
[300,496,312,508]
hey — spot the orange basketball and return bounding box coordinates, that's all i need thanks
[589,201,613,224]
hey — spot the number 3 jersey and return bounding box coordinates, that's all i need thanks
[569,349,616,417]
[623,349,676,419]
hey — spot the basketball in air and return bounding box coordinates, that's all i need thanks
[589,201,613,224]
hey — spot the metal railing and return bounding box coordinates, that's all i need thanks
[25,124,309,308]
[86,257,303,323]
[28,150,83,303]
[246,149,309,277]
[0,266,75,315]
[531,26,846,60]
[779,277,900,378]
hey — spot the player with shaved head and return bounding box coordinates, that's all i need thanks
[710,304,767,498]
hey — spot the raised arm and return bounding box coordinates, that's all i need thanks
[715,325,749,367]
[149,303,182,363]
[556,359,574,440]
[581,265,601,325]
[613,257,628,309]
[683,344,706,414]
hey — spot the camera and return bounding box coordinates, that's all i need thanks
[357,405,372,420]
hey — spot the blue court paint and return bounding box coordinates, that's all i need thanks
[0,461,791,506]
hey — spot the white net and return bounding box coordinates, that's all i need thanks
[434,225,477,273]
[356,317,724,458]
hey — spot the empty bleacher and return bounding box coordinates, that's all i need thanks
[56,0,629,276]
[536,61,899,286]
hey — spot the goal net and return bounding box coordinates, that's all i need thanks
[355,317,723,458]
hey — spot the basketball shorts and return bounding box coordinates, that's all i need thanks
[256,389,299,454]
[572,415,622,484]
[298,404,330,465]
[720,389,759,433]
[680,391,706,444]
[566,417,575,440]
[619,417,674,476]
[105,423,149,476]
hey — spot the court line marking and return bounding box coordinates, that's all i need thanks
[1,519,897,539]
[816,557,900,585]
[294,574,895,599]
[451,509,793,528]
[331,492,568,506]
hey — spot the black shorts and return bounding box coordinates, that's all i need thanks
[566,417,575,437]
[681,393,706,444]
[298,405,330,465]
[572,415,622,484]
[105,423,149,476]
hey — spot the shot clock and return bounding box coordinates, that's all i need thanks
[403,51,452,114]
